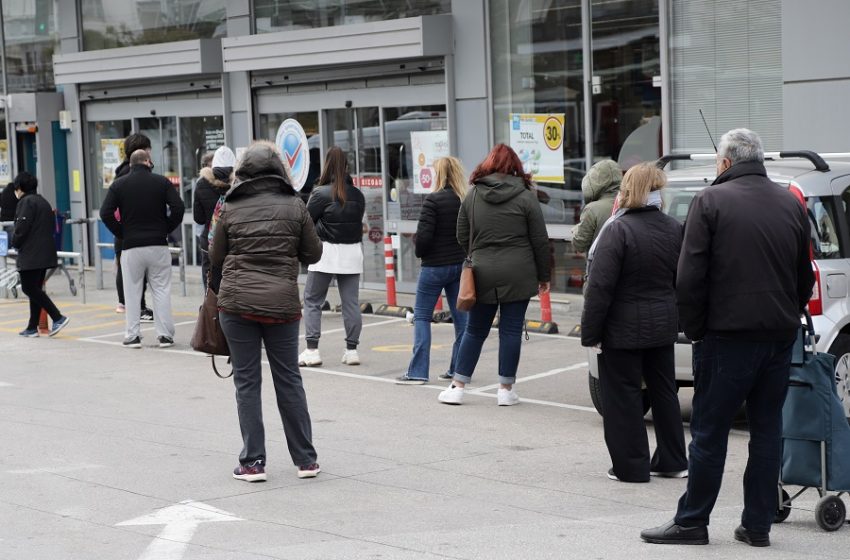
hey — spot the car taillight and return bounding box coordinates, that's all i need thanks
[809,261,823,316]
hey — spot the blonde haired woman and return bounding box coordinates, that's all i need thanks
[580,162,687,482]
[397,157,470,384]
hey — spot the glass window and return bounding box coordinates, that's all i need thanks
[489,0,585,226]
[254,0,450,33]
[3,0,60,92]
[808,197,843,260]
[81,0,227,50]
[86,119,132,211]
[671,0,782,153]
[590,0,661,166]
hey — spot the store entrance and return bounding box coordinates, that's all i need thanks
[84,104,224,264]
[256,83,447,291]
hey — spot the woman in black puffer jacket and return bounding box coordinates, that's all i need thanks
[396,157,469,385]
[299,146,366,368]
[580,162,687,483]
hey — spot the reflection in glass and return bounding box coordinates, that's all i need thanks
[3,0,60,91]
[87,120,132,210]
[590,0,661,165]
[254,0,450,33]
[81,0,226,50]
[489,0,585,226]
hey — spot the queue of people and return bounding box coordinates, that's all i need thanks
[3,126,816,549]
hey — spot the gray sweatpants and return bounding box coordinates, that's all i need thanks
[121,246,175,339]
[303,271,362,350]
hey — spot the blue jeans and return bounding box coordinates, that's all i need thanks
[453,299,530,385]
[675,334,794,533]
[406,263,467,380]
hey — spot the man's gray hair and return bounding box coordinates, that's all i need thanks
[717,128,764,164]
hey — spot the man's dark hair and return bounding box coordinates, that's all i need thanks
[123,133,151,157]
[130,149,151,166]
[14,172,38,194]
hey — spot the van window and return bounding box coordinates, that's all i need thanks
[807,197,843,259]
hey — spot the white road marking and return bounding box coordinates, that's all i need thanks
[7,463,105,474]
[85,320,198,339]
[470,362,589,393]
[0,382,12,387]
[117,500,241,560]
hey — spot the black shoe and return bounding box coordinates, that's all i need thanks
[734,525,769,547]
[140,309,154,323]
[123,336,142,349]
[607,468,619,481]
[158,336,174,348]
[395,375,427,385]
[438,372,454,380]
[641,520,709,545]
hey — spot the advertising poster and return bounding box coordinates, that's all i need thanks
[0,140,10,184]
[101,139,125,189]
[411,130,450,194]
[508,113,565,184]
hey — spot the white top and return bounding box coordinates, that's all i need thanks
[308,241,364,274]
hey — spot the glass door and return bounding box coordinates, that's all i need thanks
[383,105,447,291]
[325,107,383,286]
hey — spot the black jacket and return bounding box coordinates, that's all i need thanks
[677,161,815,342]
[100,165,185,251]
[306,178,365,244]
[1,182,17,222]
[12,192,57,271]
[415,188,466,267]
[457,174,550,304]
[193,167,229,251]
[581,207,682,349]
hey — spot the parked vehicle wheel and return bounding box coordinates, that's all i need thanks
[829,334,850,420]
[588,372,650,416]
[774,488,791,523]
[815,495,846,532]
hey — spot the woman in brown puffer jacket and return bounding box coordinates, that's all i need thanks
[209,141,323,482]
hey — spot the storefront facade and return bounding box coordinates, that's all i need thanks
[31,0,801,292]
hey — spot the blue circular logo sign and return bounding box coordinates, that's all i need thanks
[275,119,310,191]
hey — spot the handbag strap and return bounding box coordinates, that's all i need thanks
[467,189,477,256]
[212,355,233,379]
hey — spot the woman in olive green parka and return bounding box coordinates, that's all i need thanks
[437,144,550,407]
[570,159,623,254]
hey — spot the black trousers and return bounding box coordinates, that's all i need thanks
[20,268,62,330]
[598,344,687,482]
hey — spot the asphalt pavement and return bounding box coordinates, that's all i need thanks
[1,266,848,559]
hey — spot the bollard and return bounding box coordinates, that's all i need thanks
[374,235,413,318]
[539,289,552,322]
[384,236,396,306]
[524,289,559,334]
[38,280,49,334]
[434,295,443,311]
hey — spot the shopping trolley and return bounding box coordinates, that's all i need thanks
[44,211,77,296]
[776,312,850,531]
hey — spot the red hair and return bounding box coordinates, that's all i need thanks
[469,144,532,188]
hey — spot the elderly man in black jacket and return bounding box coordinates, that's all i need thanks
[642,129,815,547]
[100,149,185,349]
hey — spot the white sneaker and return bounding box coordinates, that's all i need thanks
[299,349,322,367]
[341,349,360,365]
[497,388,520,406]
[438,384,464,405]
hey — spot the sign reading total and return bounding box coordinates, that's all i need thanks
[509,113,565,184]
[411,130,450,194]
[275,119,310,191]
